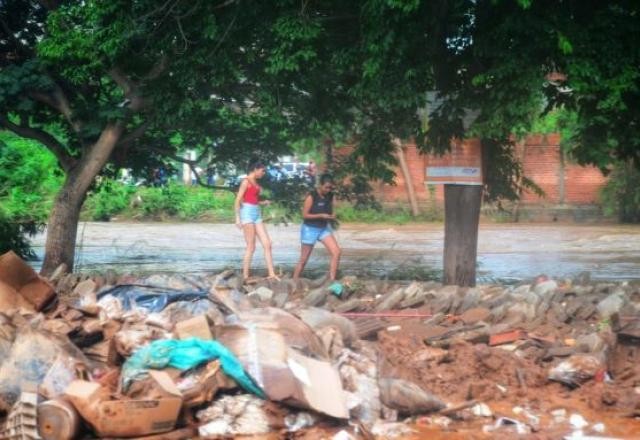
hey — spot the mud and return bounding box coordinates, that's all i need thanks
[375,321,640,438]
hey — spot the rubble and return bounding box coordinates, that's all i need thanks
[196,394,286,437]
[0,250,640,438]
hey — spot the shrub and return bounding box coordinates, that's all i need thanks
[0,132,62,258]
[600,160,640,223]
[83,180,135,220]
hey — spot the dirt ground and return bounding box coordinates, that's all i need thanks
[375,318,640,439]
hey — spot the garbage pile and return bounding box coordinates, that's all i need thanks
[1,250,640,439]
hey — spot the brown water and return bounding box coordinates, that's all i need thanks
[30,222,640,281]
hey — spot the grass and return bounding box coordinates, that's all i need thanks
[81,181,237,222]
[335,204,443,224]
[80,179,444,224]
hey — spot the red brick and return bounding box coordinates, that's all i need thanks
[335,134,607,208]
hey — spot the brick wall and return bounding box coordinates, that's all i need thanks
[350,134,606,207]
[519,134,562,204]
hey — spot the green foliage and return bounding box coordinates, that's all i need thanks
[0,131,61,258]
[335,205,442,224]
[557,32,573,55]
[0,208,40,260]
[482,138,544,203]
[543,2,640,169]
[83,179,135,221]
[81,180,237,221]
[0,132,62,219]
[531,109,580,155]
[78,178,443,224]
[600,160,640,223]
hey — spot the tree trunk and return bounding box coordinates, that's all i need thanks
[40,176,84,275]
[40,122,124,275]
[443,184,482,287]
[394,140,420,217]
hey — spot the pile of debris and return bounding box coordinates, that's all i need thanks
[1,250,639,439]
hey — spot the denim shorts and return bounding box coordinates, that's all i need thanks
[240,203,262,224]
[301,223,332,245]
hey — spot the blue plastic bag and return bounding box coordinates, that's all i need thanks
[121,338,264,398]
[328,282,344,297]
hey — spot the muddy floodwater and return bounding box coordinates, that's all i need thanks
[31,222,640,281]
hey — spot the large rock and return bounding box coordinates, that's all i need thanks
[458,288,481,313]
[596,289,626,318]
[296,308,358,347]
[375,288,406,311]
[248,286,274,302]
[533,280,558,297]
[460,307,491,325]
[378,378,445,416]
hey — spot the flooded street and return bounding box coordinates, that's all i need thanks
[30,222,640,282]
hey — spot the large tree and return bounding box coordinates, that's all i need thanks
[0,0,304,274]
[268,0,640,285]
[3,0,637,284]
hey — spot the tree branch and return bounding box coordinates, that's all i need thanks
[0,115,74,171]
[116,121,151,148]
[137,0,178,21]
[213,0,238,10]
[142,55,169,81]
[28,84,82,133]
[37,0,61,10]
[142,145,233,191]
[108,68,145,111]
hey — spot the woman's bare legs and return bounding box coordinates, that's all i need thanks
[242,223,256,278]
[293,244,314,281]
[255,222,279,279]
[320,234,341,281]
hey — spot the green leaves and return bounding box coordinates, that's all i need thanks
[267,15,322,73]
[2,0,639,217]
[384,0,421,13]
[0,132,63,222]
[557,32,573,55]
[516,0,532,9]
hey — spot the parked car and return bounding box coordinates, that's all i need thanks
[280,162,308,179]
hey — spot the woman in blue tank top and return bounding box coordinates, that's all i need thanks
[293,174,342,287]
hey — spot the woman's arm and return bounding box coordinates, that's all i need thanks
[234,180,248,225]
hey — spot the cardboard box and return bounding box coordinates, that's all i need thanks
[0,251,37,290]
[82,338,119,366]
[0,251,55,310]
[0,280,35,312]
[285,348,349,419]
[174,315,212,340]
[217,323,349,419]
[227,308,329,359]
[65,371,183,438]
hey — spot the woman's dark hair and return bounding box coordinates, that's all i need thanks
[319,173,334,185]
[247,161,266,173]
